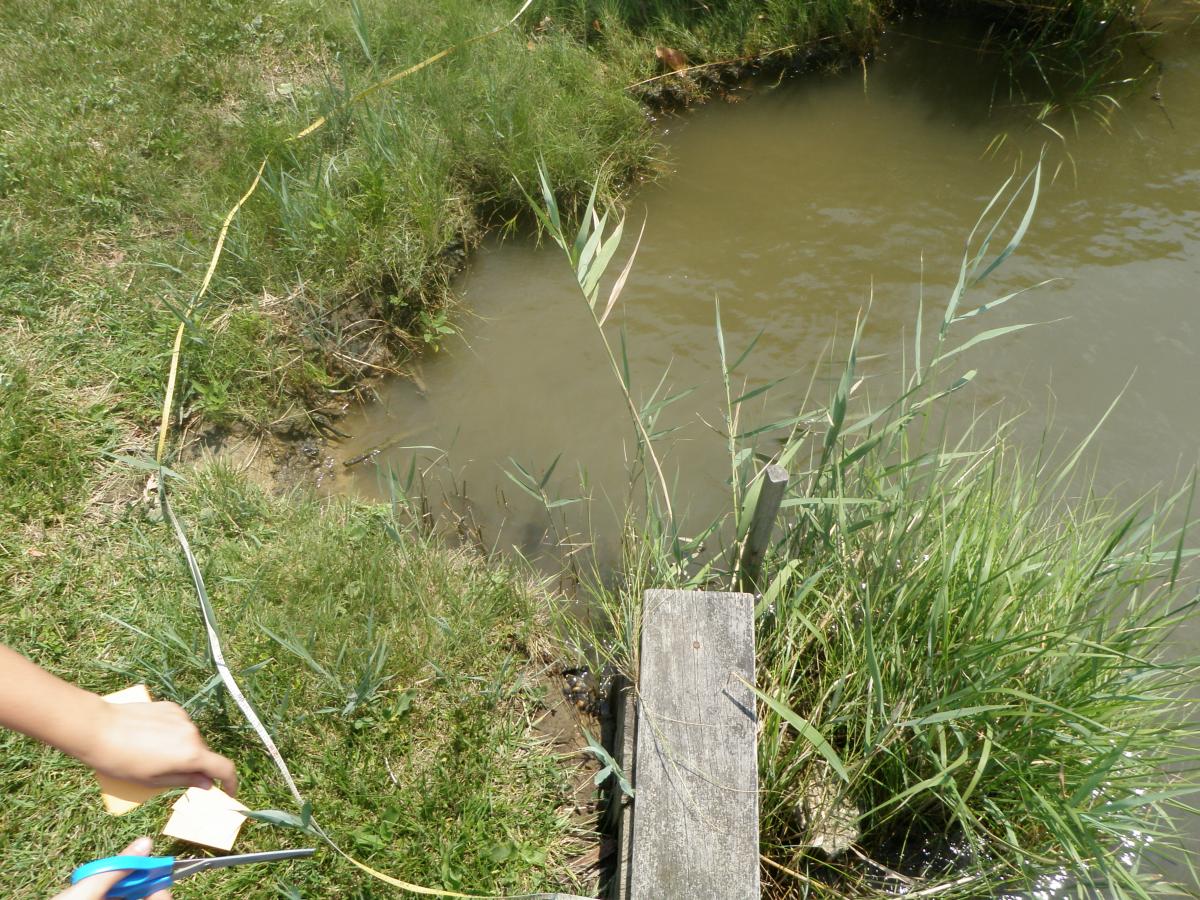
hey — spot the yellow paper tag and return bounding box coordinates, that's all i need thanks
[162,786,248,851]
[96,684,168,816]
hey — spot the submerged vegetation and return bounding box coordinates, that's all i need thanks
[0,0,1192,897]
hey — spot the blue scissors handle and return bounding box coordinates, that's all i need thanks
[70,855,175,900]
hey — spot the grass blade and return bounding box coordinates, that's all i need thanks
[740,675,849,783]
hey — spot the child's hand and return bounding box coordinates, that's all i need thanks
[51,836,170,899]
[81,699,238,796]
[0,646,236,795]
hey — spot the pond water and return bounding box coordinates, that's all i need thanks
[333,6,1199,551]
[330,3,1200,879]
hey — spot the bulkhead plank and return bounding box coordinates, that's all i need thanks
[630,589,759,899]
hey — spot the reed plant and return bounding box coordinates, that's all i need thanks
[531,160,1200,897]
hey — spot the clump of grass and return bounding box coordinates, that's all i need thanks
[532,160,1199,896]
[0,357,118,524]
[755,434,1198,897]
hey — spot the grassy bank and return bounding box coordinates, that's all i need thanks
[0,465,590,897]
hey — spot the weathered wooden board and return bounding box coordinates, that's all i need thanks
[630,590,759,899]
[612,672,636,900]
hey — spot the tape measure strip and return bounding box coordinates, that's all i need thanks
[160,485,305,807]
[150,4,599,895]
[161,486,593,899]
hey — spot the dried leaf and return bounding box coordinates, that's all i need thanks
[655,46,688,73]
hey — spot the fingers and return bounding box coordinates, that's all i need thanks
[137,771,208,789]
[121,836,172,899]
[197,749,238,797]
[120,836,154,856]
[155,700,191,720]
[138,768,225,793]
[51,837,154,900]
[157,702,236,794]
[186,772,215,791]
[89,697,238,798]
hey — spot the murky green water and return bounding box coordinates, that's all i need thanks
[334,8,1198,545]
[330,6,1200,878]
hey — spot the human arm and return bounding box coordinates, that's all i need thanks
[0,644,236,795]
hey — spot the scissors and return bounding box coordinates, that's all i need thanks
[70,848,315,898]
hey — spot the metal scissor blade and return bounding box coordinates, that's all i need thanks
[173,848,315,880]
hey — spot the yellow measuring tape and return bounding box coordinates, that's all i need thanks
[150,4,592,896]
[155,0,531,463]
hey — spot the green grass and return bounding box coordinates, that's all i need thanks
[0,464,588,897]
[0,359,118,524]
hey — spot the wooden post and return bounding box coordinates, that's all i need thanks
[628,590,759,899]
[739,464,789,592]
